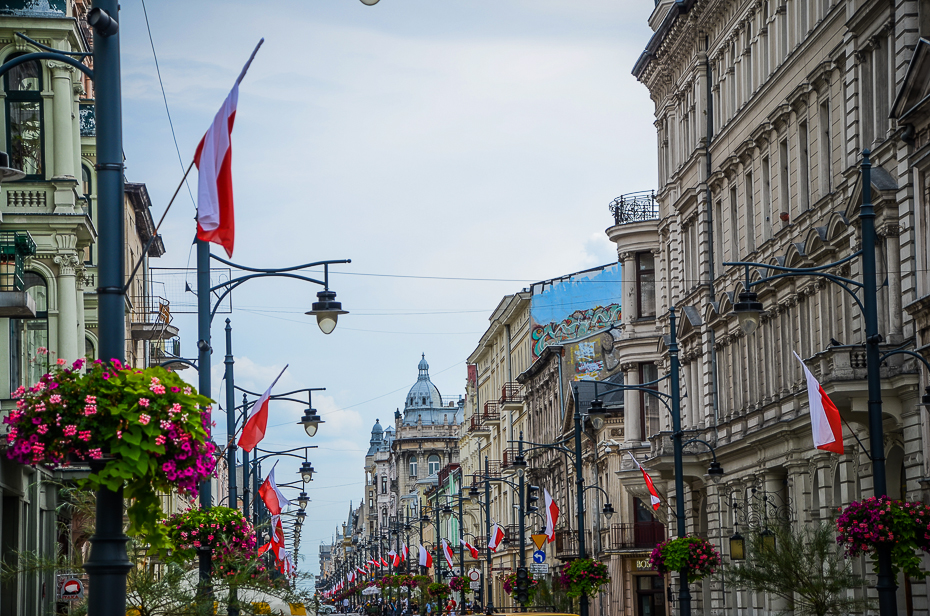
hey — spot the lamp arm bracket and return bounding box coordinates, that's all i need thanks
[879,348,930,375]
[680,437,718,461]
[725,257,865,309]
[15,32,93,57]
[210,255,351,275]
[510,441,576,459]
[583,484,611,499]
[156,357,198,370]
[0,51,93,80]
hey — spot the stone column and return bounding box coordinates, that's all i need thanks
[75,264,86,361]
[623,362,642,444]
[54,254,80,364]
[882,224,904,343]
[618,251,635,328]
[50,63,75,180]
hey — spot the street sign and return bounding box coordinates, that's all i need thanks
[57,575,84,601]
[452,567,461,576]
[469,581,481,590]
[532,550,546,563]
[467,568,481,582]
[531,534,548,550]
[529,563,549,575]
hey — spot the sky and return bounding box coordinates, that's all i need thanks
[115,0,657,580]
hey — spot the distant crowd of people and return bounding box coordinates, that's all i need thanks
[333,596,485,615]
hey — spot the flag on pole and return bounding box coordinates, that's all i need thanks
[194,39,264,257]
[544,489,560,543]
[441,539,455,569]
[389,550,400,567]
[258,462,291,516]
[488,523,505,552]
[381,556,389,567]
[461,539,479,559]
[401,545,409,562]
[238,365,287,452]
[418,543,432,568]
[794,351,844,454]
[628,452,662,510]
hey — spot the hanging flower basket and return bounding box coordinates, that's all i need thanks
[401,574,429,589]
[650,536,720,583]
[502,571,539,601]
[3,359,216,550]
[163,506,257,575]
[836,496,930,578]
[427,582,451,599]
[556,558,610,598]
[378,574,405,589]
[448,575,472,594]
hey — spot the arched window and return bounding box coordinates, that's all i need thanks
[428,455,441,475]
[409,456,418,477]
[81,165,94,263]
[5,55,44,177]
[10,272,48,390]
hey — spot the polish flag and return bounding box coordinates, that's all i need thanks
[349,571,355,583]
[194,40,263,257]
[258,462,291,516]
[488,524,505,552]
[544,489,560,543]
[441,539,455,569]
[401,545,409,562]
[389,550,400,567]
[418,544,433,568]
[628,453,662,510]
[368,559,379,569]
[461,539,479,559]
[794,352,844,454]
[257,514,286,564]
[381,556,389,567]
[238,365,287,453]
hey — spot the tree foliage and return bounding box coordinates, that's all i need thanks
[726,523,874,616]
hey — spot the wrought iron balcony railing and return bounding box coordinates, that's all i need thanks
[609,190,659,226]
[608,521,666,550]
[0,231,36,291]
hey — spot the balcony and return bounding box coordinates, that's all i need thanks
[130,295,179,341]
[499,382,524,410]
[608,191,658,225]
[437,463,460,487]
[482,401,501,424]
[0,231,36,317]
[608,521,665,551]
[500,448,518,474]
[468,415,490,434]
[554,529,592,560]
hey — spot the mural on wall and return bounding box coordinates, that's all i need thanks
[530,263,622,362]
[563,331,622,381]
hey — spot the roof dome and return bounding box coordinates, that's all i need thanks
[371,419,383,434]
[367,419,383,455]
[405,354,442,411]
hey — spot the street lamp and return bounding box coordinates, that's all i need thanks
[729,531,745,561]
[0,152,24,183]
[732,288,763,335]
[298,405,324,438]
[300,461,316,483]
[306,289,349,335]
[298,492,310,510]
[602,502,615,521]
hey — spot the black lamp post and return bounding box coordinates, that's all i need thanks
[726,152,899,615]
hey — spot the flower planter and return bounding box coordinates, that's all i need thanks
[163,506,257,575]
[4,359,215,550]
[556,558,610,598]
[649,536,720,583]
[502,571,539,602]
[837,496,930,578]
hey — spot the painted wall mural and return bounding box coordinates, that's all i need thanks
[530,262,622,362]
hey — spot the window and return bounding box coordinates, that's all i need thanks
[819,101,832,196]
[799,120,810,211]
[369,498,373,509]
[9,272,48,391]
[635,252,656,318]
[428,455,441,475]
[745,170,756,252]
[5,55,43,178]
[762,155,773,241]
[409,456,417,477]
[729,186,740,258]
[779,138,790,216]
[381,476,387,495]
[381,509,387,527]
[640,363,659,439]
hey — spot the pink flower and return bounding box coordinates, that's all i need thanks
[85,395,96,404]
[49,394,61,404]
[37,347,47,355]
[36,424,48,434]
[89,448,102,459]
[139,414,151,425]
[150,384,166,395]
[155,435,166,446]
[84,405,97,416]
[56,358,66,366]
[183,387,192,395]
[78,430,92,442]
[138,398,150,408]
[116,430,123,439]
[63,425,77,436]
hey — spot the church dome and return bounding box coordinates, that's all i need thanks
[405,354,442,410]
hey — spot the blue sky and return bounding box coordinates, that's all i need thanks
[115,0,657,579]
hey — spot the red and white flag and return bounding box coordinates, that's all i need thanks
[544,489,560,543]
[258,462,291,516]
[389,550,400,567]
[628,452,662,510]
[794,352,844,454]
[238,365,287,453]
[461,539,479,559]
[381,556,389,567]
[488,524,505,552]
[418,543,432,568]
[401,545,409,562]
[194,39,263,258]
[368,559,380,569]
[257,514,286,564]
[441,539,455,568]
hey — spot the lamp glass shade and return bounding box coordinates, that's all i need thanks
[298,492,310,510]
[602,503,615,521]
[360,0,379,4]
[590,415,605,430]
[300,461,315,483]
[299,408,324,438]
[761,528,776,552]
[729,532,745,560]
[734,290,763,335]
[307,290,348,335]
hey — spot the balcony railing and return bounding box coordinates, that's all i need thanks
[608,521,666,550]
[0,231,36,291]
[554,529,592,560]
[609,190,659,226]
[499,382,524,406]
[468,415,490,433]
[482,401,501,422]
[500,448,518,472]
